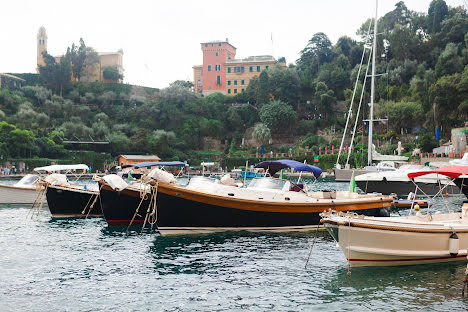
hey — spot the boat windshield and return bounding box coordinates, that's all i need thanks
[15,174,39,187]
[187,176,218,188]
[247,177,288,191]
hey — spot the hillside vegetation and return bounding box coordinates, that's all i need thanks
[0,0,467,170]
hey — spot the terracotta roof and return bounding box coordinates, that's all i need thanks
[119,155,161,161]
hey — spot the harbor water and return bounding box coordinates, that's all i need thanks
[1,181,468,311]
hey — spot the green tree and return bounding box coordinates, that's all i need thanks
[259,100,297,133]
[252,123,271,154]
[256,71,270,106]
[313,82,336,119]
[102,67,123,81]
[70,38,87,81]
[435,43,463,78]
[38,51,71,96]
[298,32,333,73]
[267,65,301,107]
[427,0,448,34]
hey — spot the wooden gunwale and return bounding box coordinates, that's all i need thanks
[47,184,98,195]
[321,219,468,233]
[0,184,36,191]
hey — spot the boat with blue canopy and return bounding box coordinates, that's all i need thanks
[255,159,323,178]
[98,160,393,234]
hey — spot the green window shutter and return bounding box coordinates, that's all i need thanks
[228,80,231,85]
[257,66,260,72]
[266,65,269,70]
[208,65,211,71]
[228,89,231,94]
[249,66,253,72]
[228,67,231,73]
[234,80,237,85]
[241,80,244,85]
[217,76,221,85]
[234,89,237,94]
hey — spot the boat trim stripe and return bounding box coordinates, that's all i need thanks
[322,220,468,233]
[349,254,467,262]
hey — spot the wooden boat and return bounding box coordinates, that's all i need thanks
[0,164,89,204]
[321,166,468,267]
[392,199,429,209]
[355,164,460,196]
[99,160,393,235]
[43,161,187,218]
[0,174,40,204]
[45,182,102,218]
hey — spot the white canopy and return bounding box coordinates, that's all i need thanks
[34,164,89,173]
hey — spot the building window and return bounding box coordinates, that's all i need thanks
[205,44,208,47]
[228,81,231,86]
[216,52,218,56]
[208,65,211,71]
[217,76,221,85]
[257,66,260,72]
[228,67,231,73]
[219,43,221,46]
[228,89,231,94]
[233,66,245,73]
[249,66,253,72]
[211,43,213,47]
[234,89,237,94]
[241,89,244,92]
[234,80,237,85]
[241,80,244,85]
[266,66,269,70]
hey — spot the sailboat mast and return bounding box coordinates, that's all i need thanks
[368,0,378,166]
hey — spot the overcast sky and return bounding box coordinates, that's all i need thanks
[1,0,464,89]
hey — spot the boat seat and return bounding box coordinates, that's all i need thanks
[289,183,303,192]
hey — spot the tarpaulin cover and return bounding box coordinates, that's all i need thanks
[254,159,322,178]
[407,166,468,179]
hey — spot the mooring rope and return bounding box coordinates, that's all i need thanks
[126,182,151,236]
[28,180,46,218]
[347,216,352,278]
[141,182,159,234]
[84,184,104,218]
[34,184,48,217]
[304,224,320,269]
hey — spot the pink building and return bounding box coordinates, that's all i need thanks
[197,40,236,95]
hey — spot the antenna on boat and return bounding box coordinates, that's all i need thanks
[335,17,373,168]
[367,0,378,166]
[243,160,248,186]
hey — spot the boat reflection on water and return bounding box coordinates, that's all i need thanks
[147,231,315,275]
[324,263,466,310]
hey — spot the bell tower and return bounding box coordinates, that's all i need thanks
[37,26,48,71]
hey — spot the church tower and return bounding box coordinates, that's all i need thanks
[37,26,48,72]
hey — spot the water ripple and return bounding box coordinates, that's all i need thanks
[1,191,468,311]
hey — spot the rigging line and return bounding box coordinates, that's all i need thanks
[346,47,372,166]
[336,20,373,166]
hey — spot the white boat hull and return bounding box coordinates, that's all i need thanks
[322,210,468,267]
[0,184,40,204]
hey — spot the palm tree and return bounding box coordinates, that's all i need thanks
[252,123,271,157]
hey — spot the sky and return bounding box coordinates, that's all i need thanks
[1,0,465,89]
